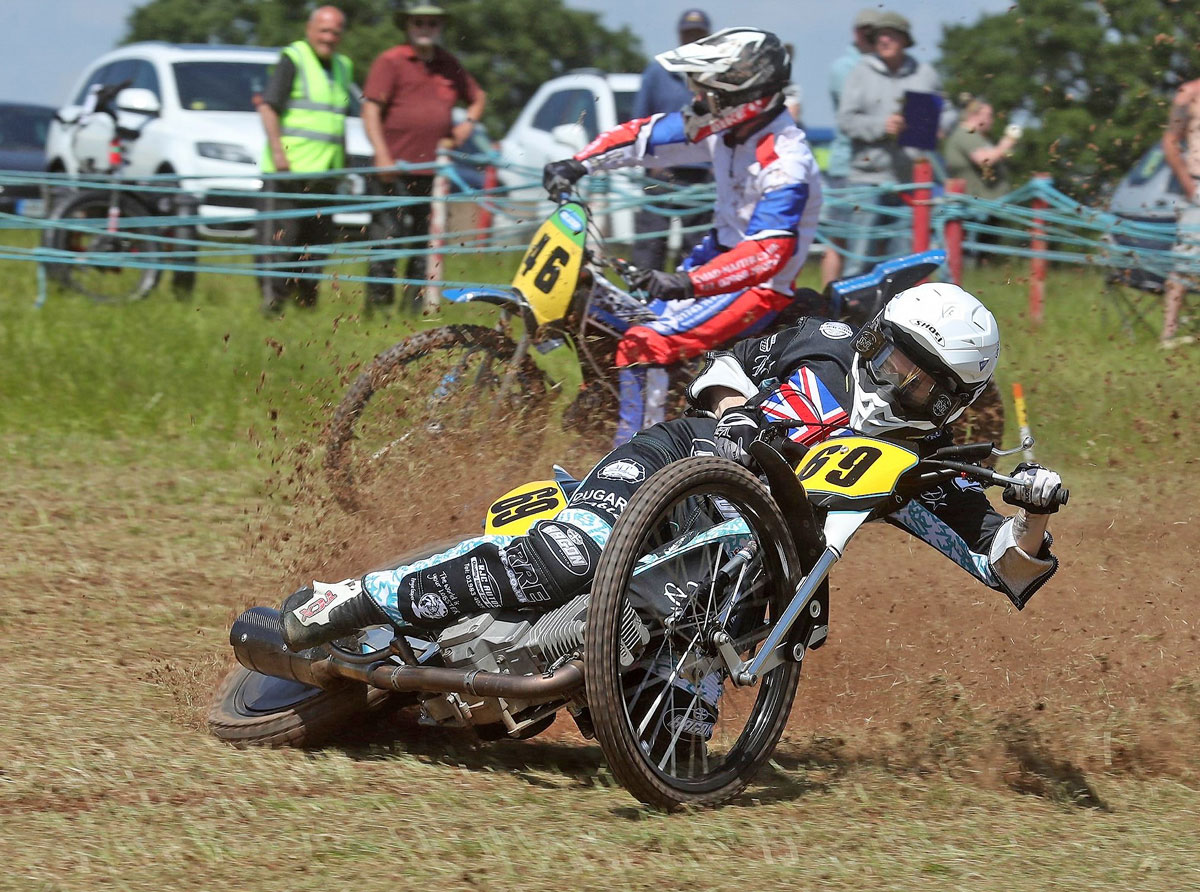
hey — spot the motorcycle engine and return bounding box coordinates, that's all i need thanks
[421,594,648,731]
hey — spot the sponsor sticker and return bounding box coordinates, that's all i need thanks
[558,207,585,234]
[294,579,359,626]
[538,522,591,576]
[819,321,853,339]
[467,556,501,609]
[932,394,953,418]
[597,458,646,483]
[414,592,449,621]
[664,703,716,740]
[502,542,551,603]
[572,488,628,522]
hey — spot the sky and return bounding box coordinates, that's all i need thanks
[6,0,1016,127]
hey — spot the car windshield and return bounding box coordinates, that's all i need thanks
[614,89,636,125]
[0,106,54,149]
[173,61,273,112]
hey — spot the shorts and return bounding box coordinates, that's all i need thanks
[1168,201,1200,287]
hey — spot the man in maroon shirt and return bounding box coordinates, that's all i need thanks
[362,2,487,311]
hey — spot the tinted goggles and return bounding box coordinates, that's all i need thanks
[864,340,968,423]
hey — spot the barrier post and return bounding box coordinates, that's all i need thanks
[944,178,965,285]
[476,151,498,241]
[1029,173,1050,324]
[425,145,450,312]
[911,158,933,253]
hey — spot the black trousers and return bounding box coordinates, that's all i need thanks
[258,177,337,308]
[366,174,434,307]
[632,168,714,273]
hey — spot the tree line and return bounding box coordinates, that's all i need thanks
[126,0,1199,199]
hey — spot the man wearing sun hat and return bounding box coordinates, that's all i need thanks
[629,9,716,274]
[836,10,949,276]
[361,2,487,311]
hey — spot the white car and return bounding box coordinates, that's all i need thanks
[44,42,372,236]
[497,70,641,241]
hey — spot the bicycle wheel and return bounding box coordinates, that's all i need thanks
[43,192,162,302]
[585,456,803,809]
[325,324,549,512]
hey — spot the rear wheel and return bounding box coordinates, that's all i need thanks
[952,379,1006,455]
[42,191,162,302]
[585,457,803,809]
[207,667,393,748]
[324,324,549,511]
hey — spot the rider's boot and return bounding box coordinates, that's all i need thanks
[280,578,390,651]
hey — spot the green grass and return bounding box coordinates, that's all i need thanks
[1,228,1199,890]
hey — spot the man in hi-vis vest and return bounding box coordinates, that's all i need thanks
[257,5,351,313]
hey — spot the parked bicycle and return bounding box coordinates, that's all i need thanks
[40,81,191,302]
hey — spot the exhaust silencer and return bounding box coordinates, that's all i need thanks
[229,606,335,689]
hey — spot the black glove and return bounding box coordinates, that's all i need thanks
[630,268,695,302]
[1002,461,1065,514]
[542,159,587,196]
[713,406,764,468]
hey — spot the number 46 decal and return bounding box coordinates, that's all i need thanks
[521,234,570,294]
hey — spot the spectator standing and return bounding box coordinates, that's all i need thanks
[362,2,486,312]
[821,8,881,286]
[836,11,947,276]
[1160,78,1200,349]
[629,9,714,274]
[257,5,351,313]
[942,97,1020,200]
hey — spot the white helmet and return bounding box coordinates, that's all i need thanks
[849,282,1000,437]
[656,27,791,141]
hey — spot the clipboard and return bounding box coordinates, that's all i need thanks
[898,91,943,150]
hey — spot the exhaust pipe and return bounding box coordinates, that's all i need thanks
[229,607,337,689]
[230,607,585,699]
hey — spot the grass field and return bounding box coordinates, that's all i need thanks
[2,229,1198,890]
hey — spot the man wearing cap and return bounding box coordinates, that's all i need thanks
[629,9,715,274]
[836,10,948,276]
[361,2,486,311]
[257,5,352,313]
[821,8,881,286]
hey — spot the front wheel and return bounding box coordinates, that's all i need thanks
[324,324,549,512]
[42,191,162,302]
[585,456,803,809]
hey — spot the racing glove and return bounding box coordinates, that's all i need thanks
[713,405,764,468]
[630,268,695,302]
[1003,461,1064,514]
[542,159,587,197]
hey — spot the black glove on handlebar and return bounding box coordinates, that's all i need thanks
[542,159,587,197]
[630,268,695,302]
[713,406,764,469]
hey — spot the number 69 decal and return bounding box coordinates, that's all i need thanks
[795,437,918,502]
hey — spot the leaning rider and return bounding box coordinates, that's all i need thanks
[282,282,1066,649]
[541,27,823,445]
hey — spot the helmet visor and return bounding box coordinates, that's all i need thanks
[866,342,967,423]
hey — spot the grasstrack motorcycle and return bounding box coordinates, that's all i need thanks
[322,195,1005,511]
[210,431,1060,809]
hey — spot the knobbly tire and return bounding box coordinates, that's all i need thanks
[324,325,548,511]
[585,456,803,810]
[952,378,1005,454]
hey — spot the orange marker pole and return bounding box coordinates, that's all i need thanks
[1012,381,1035,463]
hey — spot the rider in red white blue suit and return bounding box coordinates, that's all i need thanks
[542,28,823,443]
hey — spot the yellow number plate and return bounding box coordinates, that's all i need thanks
[795,436,919,502]
[484,480,568,535]
[510,202,588,325]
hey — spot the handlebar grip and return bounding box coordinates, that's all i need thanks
[1053,486,1069,506]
